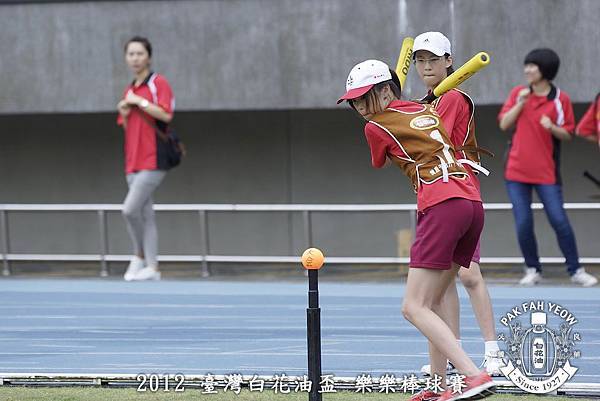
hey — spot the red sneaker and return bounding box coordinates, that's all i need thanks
[437,371,496,401]
[410,390,441,401]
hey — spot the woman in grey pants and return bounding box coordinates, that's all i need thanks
[117,36,175,281]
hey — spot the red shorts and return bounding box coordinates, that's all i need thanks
[410,198,484,270]
[471,238,481,264]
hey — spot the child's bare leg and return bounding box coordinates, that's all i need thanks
[402,265,479,377]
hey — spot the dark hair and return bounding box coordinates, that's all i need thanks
[371,79,401,101]
[361,72,402,114]
[444,53,454,76]
[124,36,152,58]
[524,48,560,81]
[348,69,402,113]
[389,69,403,93]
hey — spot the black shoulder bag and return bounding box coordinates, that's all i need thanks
[137,109,186,170]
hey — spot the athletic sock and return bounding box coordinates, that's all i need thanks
[485,340,499,355]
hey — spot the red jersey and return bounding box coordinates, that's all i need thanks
[117,72,175,174]
[498,85,575,185]
[576,93,600,144]
[433,89,484,192]
[364,100,481,211]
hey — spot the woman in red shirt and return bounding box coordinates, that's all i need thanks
[411,31,504,382]
[498,48,597,287]
[117,37,175,281]
[339,59,495,401]
[576,92,600,149]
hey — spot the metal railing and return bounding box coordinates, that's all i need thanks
[1,203,599,277]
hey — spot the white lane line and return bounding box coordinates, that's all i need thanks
[31,344,96,349]
[0,338,305,342]
[0,298,600,313]
[1,325,599,332]
[0,366,598,379]
[149,347,221,351]
[7,336,599,346]
[102,364,174,368]
[1,351,598,361]
[1,300,597,308]
[0,304,299,309]
[227,344,321,354]
[4,315,305,320]
[0,362,39,365]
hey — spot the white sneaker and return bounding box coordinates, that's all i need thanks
[132,266,161,281]
[124,256,145,281]
[519,267,541,286]
[571,268,598,287]
[481,351,506,376]
[420,361,457,376]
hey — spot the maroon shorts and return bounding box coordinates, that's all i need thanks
[410,198,484,270]
[471,238,481,264]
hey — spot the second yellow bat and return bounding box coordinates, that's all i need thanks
[421,51,490,103]
[395,37,414,90]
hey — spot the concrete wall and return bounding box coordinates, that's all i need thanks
[1,106,599,260]
[1,0,600,113]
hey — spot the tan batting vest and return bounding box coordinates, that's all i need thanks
[369,104,470,192]
[432,89,491,176]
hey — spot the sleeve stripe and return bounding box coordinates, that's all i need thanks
[554,88,565,126]
[147,73,159,104]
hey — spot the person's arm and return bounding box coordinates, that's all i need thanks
[364,124,390,168]
[576,98,599,142]
[499,87,530,131]
[365,123,409,168]
[117,99,130,130]
[542,93,576,141]
[125,91,173,123]
[540,115,571,141]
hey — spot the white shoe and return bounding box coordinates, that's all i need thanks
[481,351,506,376]
[132,266,161,281]
[124,256,145,281]
[571,268,598,287]
[420,361,457,376]
[519,267,541,286]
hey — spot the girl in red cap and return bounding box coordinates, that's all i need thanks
[339,59,495,401]
[411,31,504,382]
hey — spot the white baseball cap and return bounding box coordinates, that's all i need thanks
[413,32,451,57]
[337,59,392,104]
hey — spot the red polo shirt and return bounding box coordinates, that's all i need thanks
[117,72,174,174]
[498,85,575,185]
[364,100,481,212]
[576,93,600,144]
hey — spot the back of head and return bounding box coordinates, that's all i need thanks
[524,48,560,81]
